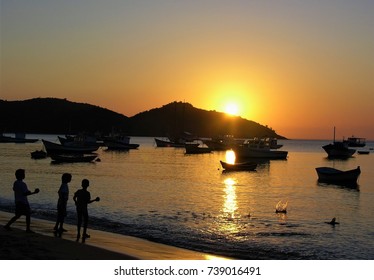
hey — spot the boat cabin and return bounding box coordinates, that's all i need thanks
[344,136,366,147]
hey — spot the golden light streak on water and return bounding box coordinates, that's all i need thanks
[219,177,240,234]
[223,178,238,219]
[225,150,236,164]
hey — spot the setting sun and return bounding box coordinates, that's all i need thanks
[225,103,239,116]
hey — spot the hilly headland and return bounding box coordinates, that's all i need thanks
[0,98,286,139]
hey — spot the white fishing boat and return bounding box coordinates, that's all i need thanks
[233,140,288,159]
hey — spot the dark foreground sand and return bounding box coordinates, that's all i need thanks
[0,211,229,260]
[0,225,135,260]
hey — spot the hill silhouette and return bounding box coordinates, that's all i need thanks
[0,98,130,135]
[130,102,285,139]
[0,98,285,139]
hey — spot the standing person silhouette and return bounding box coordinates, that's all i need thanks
[4,169,40,232]
[54,173,72,236]
[73,179,100,242]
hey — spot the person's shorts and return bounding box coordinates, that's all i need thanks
[76,206,88,218]
[57,201,67,217]
[15,202,31,216]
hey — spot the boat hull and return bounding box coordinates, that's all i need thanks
[203,139,233,151]
[322,143,356,158]
[155,138,185,148]
[220,160,257,171]
[344,137,366,147]
[185,144,212,154]
[42,139,99,155]
[233,146,288,159]
[316,166,361,186]
[104,141,139,150]
[50,154,98,163]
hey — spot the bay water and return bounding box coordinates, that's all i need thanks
[1,136,373,259]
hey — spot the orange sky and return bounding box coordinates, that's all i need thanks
[1,1,373,139]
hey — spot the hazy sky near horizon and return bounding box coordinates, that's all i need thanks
[1,0,373,139]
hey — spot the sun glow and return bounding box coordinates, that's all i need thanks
[224,103,239,116]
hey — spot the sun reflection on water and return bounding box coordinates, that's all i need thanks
[225,150,236,164]
[223,178,238,218]
[218,177,241,234]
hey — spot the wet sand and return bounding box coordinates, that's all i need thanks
[0,211,229,260]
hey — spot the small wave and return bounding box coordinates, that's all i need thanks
[256,232,310,237]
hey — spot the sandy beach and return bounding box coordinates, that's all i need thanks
[0,211,229,260]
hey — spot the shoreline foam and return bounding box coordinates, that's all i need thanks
[0,211,230,260]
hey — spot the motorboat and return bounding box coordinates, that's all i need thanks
[203,135,242,151]
[322,142,356,158]
[245,137,283,149]
[185,143,212,154]
[154,138,186,148]
[322,127,356,158]
[343,136,366,147]
[104,134,139,150]
[155,131,198,148]
[233,140,288,159]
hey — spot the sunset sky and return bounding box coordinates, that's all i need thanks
[1,0,373,139]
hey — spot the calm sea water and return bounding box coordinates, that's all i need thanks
[1,135,374,259]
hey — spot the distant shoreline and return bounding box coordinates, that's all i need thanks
[2,132,350,142]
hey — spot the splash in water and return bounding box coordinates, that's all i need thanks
[275,200,288,213]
